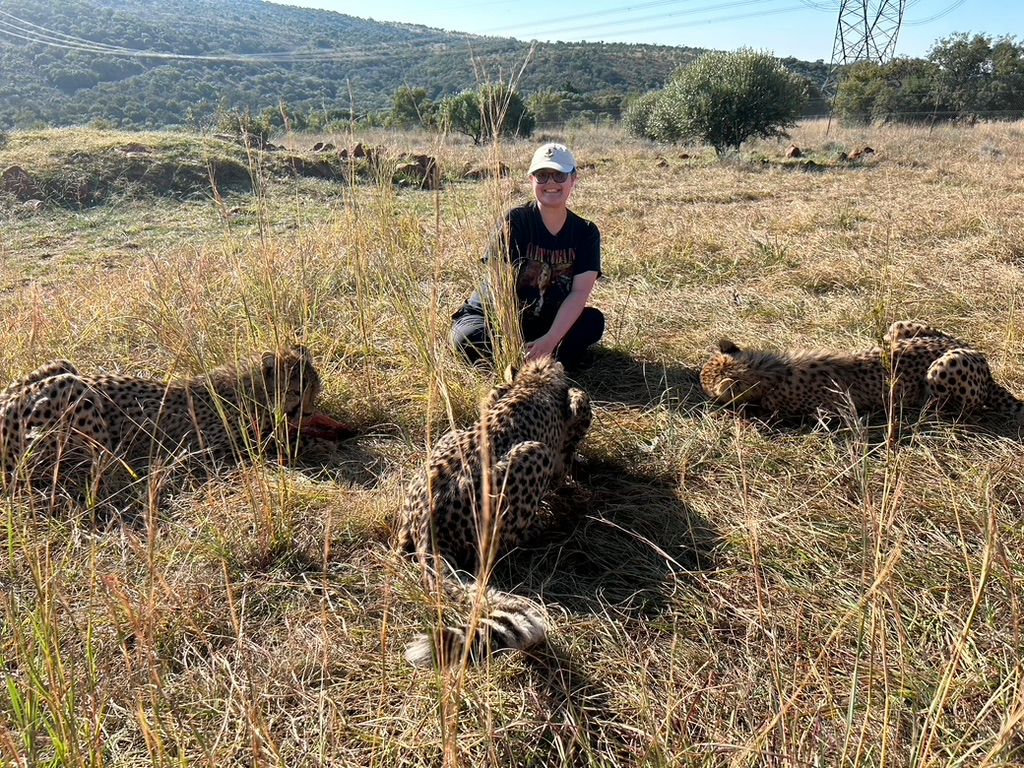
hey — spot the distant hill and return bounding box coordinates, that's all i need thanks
[0,0,829,130]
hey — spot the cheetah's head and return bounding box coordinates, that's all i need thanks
[700,339,765,407]
[258,345,322,427]
[487,356,567,409]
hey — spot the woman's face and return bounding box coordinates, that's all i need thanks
[530,169,577,208]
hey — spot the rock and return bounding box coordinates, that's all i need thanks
[285,156,337,179]
[0,166,41,201]
[395,153,440,190]
[462,161,510,180]
[849,146,875,161]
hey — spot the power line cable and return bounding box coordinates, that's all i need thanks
[794,0,839,10]
[486,0,794,39]
[537,3,816,42]
[0,14,143,55]
[0,1,840,67]
[905,0,969,26]
[0,10,138,51]
[0,23,142,57]
[0,11,488,64]
[482,0,706,34]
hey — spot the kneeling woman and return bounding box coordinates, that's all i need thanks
[451,142,604,368]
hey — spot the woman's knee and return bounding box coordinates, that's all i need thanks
[451,316,492,362]
[579,306,605,342]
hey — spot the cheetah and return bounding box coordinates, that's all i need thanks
[700,320,1024,424]
[0,346,329,490]
[395,356,592,667]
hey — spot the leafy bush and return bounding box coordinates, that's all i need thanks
[215,107,272,147]
[438,92,482,143]
[622,91,661,141]
[646,49,807,153]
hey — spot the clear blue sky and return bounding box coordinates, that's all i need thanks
[276,0,1020,62]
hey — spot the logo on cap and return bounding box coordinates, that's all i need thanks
[544,145,557,158]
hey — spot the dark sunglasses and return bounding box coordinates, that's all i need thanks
[531,169,573,183]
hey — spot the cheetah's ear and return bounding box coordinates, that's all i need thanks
[289,344,313,363]
[502,364,518,384]
[718,339,741,355]
[261,351,279,377]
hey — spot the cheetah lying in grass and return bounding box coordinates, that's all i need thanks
[396,357,592,667]
[700,320,1024,425]
[0,346,351,491]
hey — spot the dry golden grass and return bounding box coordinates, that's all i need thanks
[0,119,1022,766]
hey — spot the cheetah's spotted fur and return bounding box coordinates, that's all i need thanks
[396,357,592,667]
[0,347,322,489]
[700,320,1024,424]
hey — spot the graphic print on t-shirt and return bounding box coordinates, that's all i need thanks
[516,244,575,317]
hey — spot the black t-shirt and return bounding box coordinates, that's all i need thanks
[469,202,601,321]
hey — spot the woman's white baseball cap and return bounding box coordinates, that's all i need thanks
[528,142,576,175]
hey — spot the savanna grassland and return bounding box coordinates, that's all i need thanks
[0,119,1022,767]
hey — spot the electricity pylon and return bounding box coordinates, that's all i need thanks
[822,0,907,103]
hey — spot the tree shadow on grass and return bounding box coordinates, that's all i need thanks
[571,347,706,411]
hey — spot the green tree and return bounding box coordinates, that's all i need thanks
[871,59,947,123]
[833,62,886,124]
[989,37,1024,114]
[835,59,948,124]
[48,66,99,94]
[438,84,534,144]
[528,89,567,126]
[389,86,435,129]
[438,91,482,143]
[651,49,807,153]
[834,37,1024,126]
[480,83,534,140]
[929,33,1024,121]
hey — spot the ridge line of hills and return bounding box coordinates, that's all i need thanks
[0,0,829,130]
